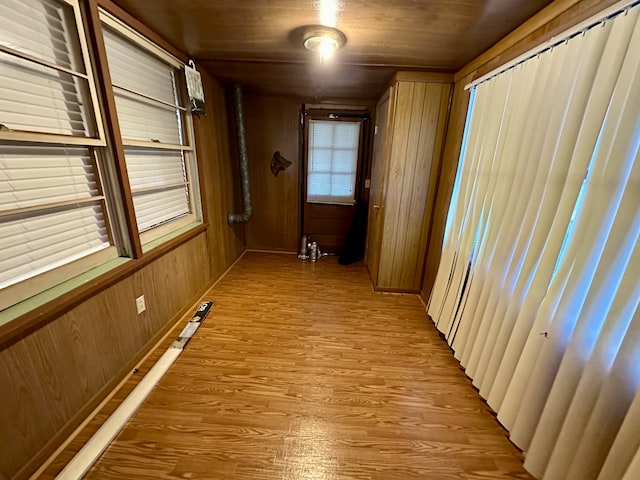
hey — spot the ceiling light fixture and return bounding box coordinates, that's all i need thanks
[302,25,346,63]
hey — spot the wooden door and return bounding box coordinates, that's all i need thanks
[365,89,392,281]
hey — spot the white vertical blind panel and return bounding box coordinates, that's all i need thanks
[451,56,550,365]
[501,8,640,439]
[427,3,640,479]
[133,187,189,232]
[439,71,513,345]
[598,388,640,479]
[307,120,359,204]
[0,205,110,288]
[428,88,477,333]
[124,149,186,190]
[102,26,177,105]
[0,146,98,210]
[489,9,636,416]
[479,16,617,404]
[622,442,640,480]
[517,13,640,476]
[0,0,92,136]
[462,22,607,389]
[114,93,181,144]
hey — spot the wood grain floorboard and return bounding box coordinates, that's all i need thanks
[45,252,531,479]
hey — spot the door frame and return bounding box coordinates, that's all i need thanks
[299,106,371,251]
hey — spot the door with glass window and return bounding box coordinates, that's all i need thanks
[302,109,367,253]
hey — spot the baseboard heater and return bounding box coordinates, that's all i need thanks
[56,301,214,480]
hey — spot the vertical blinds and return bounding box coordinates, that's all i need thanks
[102,24,191,233]
[307,120,360,205]
[428,3,640,479]
[0,0,112,303]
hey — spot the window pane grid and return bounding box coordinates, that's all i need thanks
[307,120,360,204]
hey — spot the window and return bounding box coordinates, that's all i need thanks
[306,120,360,205]
[0,0,116,310]
[100,12,201,243]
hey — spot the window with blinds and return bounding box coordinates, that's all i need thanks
[307,120,361,205]
[0,0,116,310]
[101,13,199,242]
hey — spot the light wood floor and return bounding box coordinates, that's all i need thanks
[47,252,531,479]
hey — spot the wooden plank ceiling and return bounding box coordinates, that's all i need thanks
[113,0,554,100]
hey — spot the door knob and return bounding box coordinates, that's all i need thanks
[372,204,380,210]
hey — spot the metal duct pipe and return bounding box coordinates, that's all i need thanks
[228,84,253,224]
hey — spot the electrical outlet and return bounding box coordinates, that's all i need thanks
[135,295,146,314]
[364,178,371,189]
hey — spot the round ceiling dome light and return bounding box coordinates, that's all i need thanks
[301,25,346,63]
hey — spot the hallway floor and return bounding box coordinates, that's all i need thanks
[48,252,531,479]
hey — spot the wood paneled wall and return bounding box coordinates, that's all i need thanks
[243,94,301,252]
[0,236,210,480]
[0,69,244,480]
[420,0,619,301]
[194,70,246,275]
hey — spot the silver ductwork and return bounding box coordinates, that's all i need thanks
[228,84,253,225]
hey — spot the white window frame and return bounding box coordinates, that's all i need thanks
[99,11,202,245]
[0,0,118,311]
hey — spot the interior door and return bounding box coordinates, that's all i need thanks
[302,109,368,253]
[365,89,391,281]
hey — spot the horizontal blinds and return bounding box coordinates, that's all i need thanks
[0,146,100,211]
[132,187,189,232]
[0,204,110,289]
[0,0,94,137]
[102,26,184,145]
[124,149,186,190]
[113,93,181,144]
[0,0,82,70]
[0,0,113,300]
[102,26,176,105]
[307,120,360,204]
[102,20,191,233]
[0,146,110,289]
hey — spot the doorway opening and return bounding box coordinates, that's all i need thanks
[300,107,370,254]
